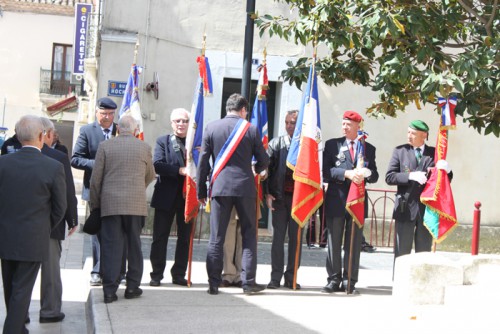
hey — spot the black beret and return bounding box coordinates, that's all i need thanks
[97,97,117,110]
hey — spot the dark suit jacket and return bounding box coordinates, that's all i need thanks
[323,137,379,218]
[0,147,66,261]
[385,144,439,221]
[71,121,117,192]
[42,144,78,240]
[197,114,269,199]
[150,134,186,211]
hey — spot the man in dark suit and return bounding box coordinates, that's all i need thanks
[197,93,269,295]
[0,115,66,334]
[149,108,193,287]
[37,117,78,323]
[71,97,119,286]
[90,115,155,303]
[386,120,452,261]
[321,111,379,294]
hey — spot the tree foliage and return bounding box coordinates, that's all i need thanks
[256,0,500,136]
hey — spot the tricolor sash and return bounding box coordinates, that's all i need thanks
[210,118,251,188]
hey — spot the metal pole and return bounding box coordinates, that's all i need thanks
[241,0,256,100]
[471,201,482,255]
[2,97,6,127]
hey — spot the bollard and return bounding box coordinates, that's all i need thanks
[471,201,481,255]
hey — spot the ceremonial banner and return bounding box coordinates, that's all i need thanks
[421,96,458,242]
[119,64,143,140]
[346,130,368,228]
[184,56,212,222]
[249,63,269,206]
[287,66,323,227]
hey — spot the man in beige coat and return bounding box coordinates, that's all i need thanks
[90,115,155,303]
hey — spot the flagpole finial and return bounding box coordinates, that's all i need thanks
[201,31,207,56]
[133,37,140,64]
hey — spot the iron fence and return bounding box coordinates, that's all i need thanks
[39,68,81,96]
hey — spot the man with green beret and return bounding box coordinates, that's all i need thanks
[385,120,452,265]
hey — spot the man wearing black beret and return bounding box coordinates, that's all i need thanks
[71,97,123,286]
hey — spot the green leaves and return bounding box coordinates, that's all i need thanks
[257,0,499,136]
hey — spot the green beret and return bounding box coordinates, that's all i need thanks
[409,120,429,132]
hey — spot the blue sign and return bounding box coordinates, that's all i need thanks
[73,3,92,75]
[108,81,128,97]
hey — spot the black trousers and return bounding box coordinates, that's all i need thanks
[100,215,144,296]
[150,199,192,281]
[325,213,363,285]
[206,196,257,287]
[1,259,40,334]
[270,193,303,283]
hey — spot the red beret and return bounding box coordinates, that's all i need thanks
[343,110,363,123]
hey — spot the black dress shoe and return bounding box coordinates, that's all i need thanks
[232,281,242,288]
[104,294,118,304]
[39,313,65,323]
[172,277,188,286]
[266,280,280,289]
[284,281,301,290]
[242,284,265,295]
[321,281,342,293]
[341,280,357,294]
[124,287,143,299]
[207,286,219,295]
[149,279,161,287]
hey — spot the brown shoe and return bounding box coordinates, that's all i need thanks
[219,280,231,287]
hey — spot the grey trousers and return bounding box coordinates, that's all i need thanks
[40,238,63,317]
[394,218,433,258]
[222,209,242,283]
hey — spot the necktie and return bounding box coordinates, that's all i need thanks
[415,148,422,164]
[349,141,355,161]
[104,128,110,140]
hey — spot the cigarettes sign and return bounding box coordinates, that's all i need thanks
[73,3,92,75]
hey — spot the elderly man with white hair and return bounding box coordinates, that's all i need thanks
[149,108,194,287]
[90,114,155,303]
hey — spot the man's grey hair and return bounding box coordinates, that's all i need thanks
[15,115,43,143]
[118,115,138,134]
[287,109,299,116]
[40,117,55,132]
[170,108,190,121]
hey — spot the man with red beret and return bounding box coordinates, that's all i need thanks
[321,111,379,294]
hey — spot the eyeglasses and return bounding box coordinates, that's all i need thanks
[172,119,189,124]
[99,112,115,117]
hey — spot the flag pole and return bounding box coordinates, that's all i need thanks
[133,36,139,64]
[186,215,197,287]
[292,223,304,290]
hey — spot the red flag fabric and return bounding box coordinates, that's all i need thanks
[345,130,369,228]
[421,128,458,242]
[346,181,366,228]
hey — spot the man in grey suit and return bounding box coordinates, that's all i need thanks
[90,115,155,303]
[197,93,269,295]
[0,115,66,334]
[38,117,78,323]
[71,97,119,286]
[386,120,452,262]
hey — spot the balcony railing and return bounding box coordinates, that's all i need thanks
[39,68,81,96]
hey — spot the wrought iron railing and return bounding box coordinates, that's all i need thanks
[39,68,81,96]
[365,188,396,248]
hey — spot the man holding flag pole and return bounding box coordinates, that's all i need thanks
[321,111,378,294]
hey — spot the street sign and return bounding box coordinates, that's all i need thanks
[108,81,127,97]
